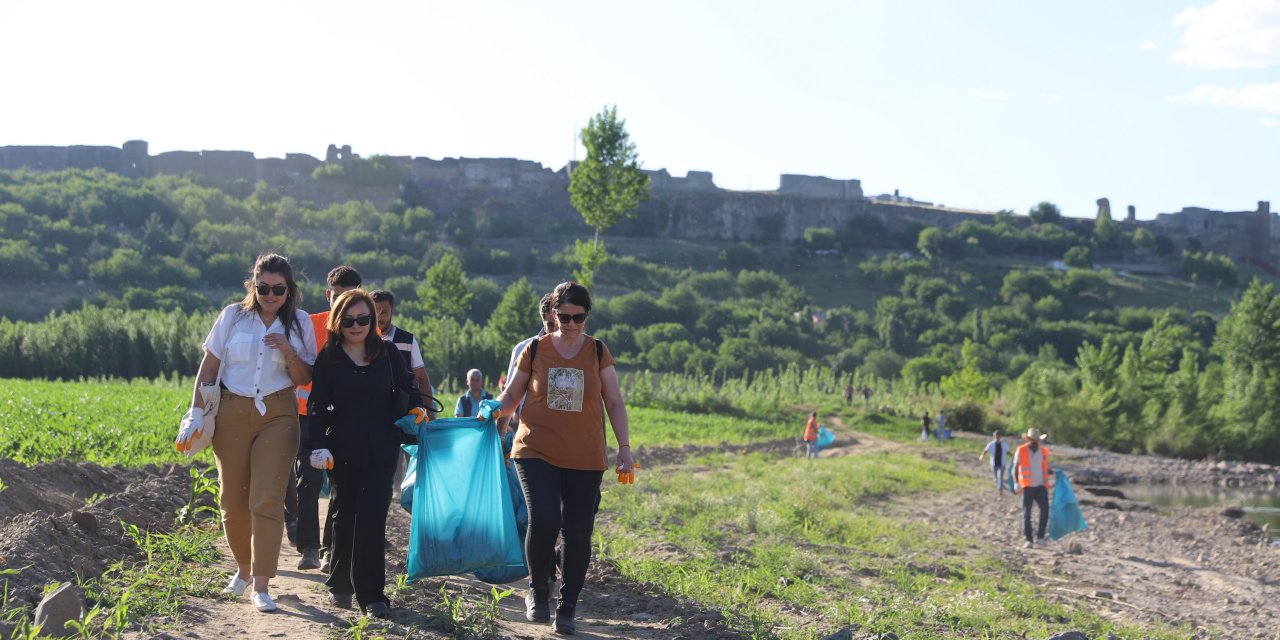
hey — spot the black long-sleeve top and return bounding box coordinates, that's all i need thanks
[307,343,421,467]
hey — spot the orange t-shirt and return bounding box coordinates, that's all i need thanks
[511,334,616,471]
[296,310,330,415]
[804,416,819,442]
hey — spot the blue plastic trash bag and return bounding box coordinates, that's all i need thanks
[474,431,529,583]
[399,445,417,513]
[398,416,525,580]
[1007,463,1017,494]
[815,426,836,450]
[1049,469,1087,540]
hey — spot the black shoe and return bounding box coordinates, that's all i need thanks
[552,605,576,635]
[365,602,391,619]
[328,591,353,609]
[525,589,550,622]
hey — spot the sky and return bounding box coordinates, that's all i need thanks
[1,0,1277,219]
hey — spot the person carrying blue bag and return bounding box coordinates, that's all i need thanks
[1049,469,1087,540]
[307,289,428,620]
[483,281,637,636]
[395,412,524,581]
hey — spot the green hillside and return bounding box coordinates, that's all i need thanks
[2,168,1279,461]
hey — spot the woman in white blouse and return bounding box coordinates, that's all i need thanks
[187,254,316,613]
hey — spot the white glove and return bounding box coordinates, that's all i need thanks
[310,448,334,470]
[174,410,204,453]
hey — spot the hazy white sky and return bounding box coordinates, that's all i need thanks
[1,0,1277,218]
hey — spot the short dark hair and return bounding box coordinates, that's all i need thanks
[370,289,395,308]
[538,293,554,320]
[326,265,362,289]
[551,281,592,313]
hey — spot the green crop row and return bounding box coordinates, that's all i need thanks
[0,378,196,466]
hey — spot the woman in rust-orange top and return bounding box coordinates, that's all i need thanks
[489,281,635,635]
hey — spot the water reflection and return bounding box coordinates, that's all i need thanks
[1118,484,1280,543]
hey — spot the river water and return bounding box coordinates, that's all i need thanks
[1119,484,1280,543]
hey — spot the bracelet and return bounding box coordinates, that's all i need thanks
[618,444,630,449]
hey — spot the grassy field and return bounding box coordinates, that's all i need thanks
[0,377,195,466]
[597,447,1186,640]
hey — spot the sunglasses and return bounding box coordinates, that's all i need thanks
[255,283,288,297]
[339,314,374,329]
[556,312,589,325]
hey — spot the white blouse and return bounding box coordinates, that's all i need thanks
[202,304,317,415]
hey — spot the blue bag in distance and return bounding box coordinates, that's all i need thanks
[1048,469,1088,540]
[398,416,524,580]
[816,426,836,450]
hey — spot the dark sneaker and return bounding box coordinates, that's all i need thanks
[552,605,576,635]
[365,602,392,619]
[328,591,353,609]
[297,548,321,570]
[525,590,550,622]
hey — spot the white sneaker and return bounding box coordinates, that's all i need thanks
[251,591,277,613]
[1023,540,1034,549]
[222,575,249,596]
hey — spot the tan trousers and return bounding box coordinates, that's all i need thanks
[212,388,299,578]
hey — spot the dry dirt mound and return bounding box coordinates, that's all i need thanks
[0,460,193,614]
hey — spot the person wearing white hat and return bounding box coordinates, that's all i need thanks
[1013,427,1052,548]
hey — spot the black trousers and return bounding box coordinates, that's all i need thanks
[1022,485,1050,542]
[326,460,396,608]
[514,458,603,611]
[284,415,325,552]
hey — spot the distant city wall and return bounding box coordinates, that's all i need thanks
[0,140,1273,257]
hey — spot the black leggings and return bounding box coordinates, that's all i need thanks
[514,458,603,610]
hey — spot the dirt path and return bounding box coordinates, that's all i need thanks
[164,497,738,640]
[879,432,1280,639]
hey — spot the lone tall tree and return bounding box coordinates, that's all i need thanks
[569,106,650,285]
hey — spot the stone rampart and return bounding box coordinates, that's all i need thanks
[0,141,1273,257]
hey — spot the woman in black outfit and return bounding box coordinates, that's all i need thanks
[307,289,421,619]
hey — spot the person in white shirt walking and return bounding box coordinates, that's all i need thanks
[177,253,316,613]
[979,431,1010,493]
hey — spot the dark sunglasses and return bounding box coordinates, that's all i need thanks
[339,314,374,329]
[556,312,589,325]
[255,283,288,297]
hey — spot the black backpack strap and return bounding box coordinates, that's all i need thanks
[528,337,538,365]
[595,339,603,365]
[461,395,471,417]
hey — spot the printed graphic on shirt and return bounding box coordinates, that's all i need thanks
[547,367,584,412]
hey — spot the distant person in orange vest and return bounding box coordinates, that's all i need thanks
[803,411,820,459]
[286,265,361,573]
[1014,428,1053,548]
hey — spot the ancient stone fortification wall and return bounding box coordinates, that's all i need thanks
[0,140,1273,257]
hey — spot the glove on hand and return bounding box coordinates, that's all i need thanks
[410,406,430,424]
[310,448,334,470]
[476,398,503,422]
[174,410,204,453]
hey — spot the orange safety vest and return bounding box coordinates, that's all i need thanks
[296,310,330,415]
[1015,443,1051,488]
